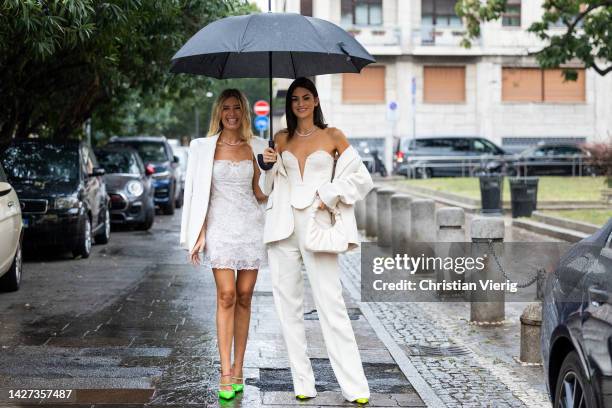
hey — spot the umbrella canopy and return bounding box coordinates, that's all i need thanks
[170,12,375,78]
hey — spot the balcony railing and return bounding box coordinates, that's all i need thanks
[344,26,401,48]
[413,25,470,47]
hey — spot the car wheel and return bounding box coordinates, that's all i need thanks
[554,351,596,408]
[416,167,432,179]
[73,216,92,259]
[139,207,154,230]
[0,240,22,292]
[175,188,184,209]
[162,185,176,215]
[94,208,110,245]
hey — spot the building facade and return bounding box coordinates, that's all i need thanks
[273,0,612,166]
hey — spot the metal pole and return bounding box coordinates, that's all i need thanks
[268,0,273,141]
[269,52,273,142]
[194,107,199,140]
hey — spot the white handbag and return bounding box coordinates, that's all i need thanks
[304,197,349,254]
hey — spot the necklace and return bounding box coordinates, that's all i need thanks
[219,136,243,146]
[295,126,317,137]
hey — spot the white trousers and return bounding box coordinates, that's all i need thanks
[267,206,370,401]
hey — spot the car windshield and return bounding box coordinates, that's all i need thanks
[0,142,79,183]
[117,142,167,163]
[96,151,141,175]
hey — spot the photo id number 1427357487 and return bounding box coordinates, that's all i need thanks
[7,389,74,400]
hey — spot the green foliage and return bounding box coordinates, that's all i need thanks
[455,0,612,78]
[92,77,277,144]
[0,0,255,141]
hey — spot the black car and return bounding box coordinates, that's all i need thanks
[107,136,181,214]
[0,140,110,258]
[512,143,594,176]
[394,136,511,178]
[542,218,612,408]
[94,147,156,230]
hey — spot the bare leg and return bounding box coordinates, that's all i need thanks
[232,268,258,381]
[213,268,236,390]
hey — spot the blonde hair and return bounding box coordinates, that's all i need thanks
[207,89,254,142]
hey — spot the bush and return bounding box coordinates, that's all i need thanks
[583,139,612,187]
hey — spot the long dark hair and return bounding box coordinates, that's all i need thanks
[285,77,327,139]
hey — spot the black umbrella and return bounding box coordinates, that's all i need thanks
[171,6,375,169]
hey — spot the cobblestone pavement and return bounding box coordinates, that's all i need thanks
[339,240,552,408]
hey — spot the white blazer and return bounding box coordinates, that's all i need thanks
[261,145,373,250]
[179,134,268,252]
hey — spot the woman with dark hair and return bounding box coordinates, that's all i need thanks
[261,77,373,404]
[180,89,267,400]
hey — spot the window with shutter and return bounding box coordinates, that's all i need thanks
[342,66,386,103]
[423,66,466,103]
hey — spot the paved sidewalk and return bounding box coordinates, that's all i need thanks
[341,235,552,408]
[244,255,428,407]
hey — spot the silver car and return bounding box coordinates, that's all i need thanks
[0,163,23,291]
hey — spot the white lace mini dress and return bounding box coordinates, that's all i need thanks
[204,160,267,270]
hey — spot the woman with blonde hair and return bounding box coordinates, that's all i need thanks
[180,88,267,400]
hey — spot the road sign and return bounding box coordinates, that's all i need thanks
[254,115,269,131]
[254,100,270,116]
[387,101,399,122]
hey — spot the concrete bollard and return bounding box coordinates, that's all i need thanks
[355,197,367,231]
[410,199,436,274]
[435,208,466,295]
[470,216,505,324]
[410,199,436,242]
[376,188,395,247]
[436,207,465,242]
[520,303,542,364]
[391,194,412,255]
[365,186,379,238]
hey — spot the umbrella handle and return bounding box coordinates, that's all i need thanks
[257,139,276,171]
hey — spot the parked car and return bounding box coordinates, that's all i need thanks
[511,143,594,176]
[0,140,110,258]
[107,136,181,214]
[0,163,23,291]
[94,147,156,230]
[394,136,511,178]
[542,218,612,408]
[172,145,189,203]
[350,139,384,174]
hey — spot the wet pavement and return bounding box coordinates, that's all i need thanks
[0,210,426,407]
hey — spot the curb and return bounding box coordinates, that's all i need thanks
[511,218,588,243]
[531,211,600,234]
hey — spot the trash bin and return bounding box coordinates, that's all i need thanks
[509,177,539,218]
[479,175,503,214]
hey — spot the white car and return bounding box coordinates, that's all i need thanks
[0,163,23,291]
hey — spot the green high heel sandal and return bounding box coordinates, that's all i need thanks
[296,394,312,400]
[231,375,244,392]
[353,397,369,404]
[231,364,244,392]
[218,373,235,400]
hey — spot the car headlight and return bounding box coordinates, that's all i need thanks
[152,170,171,179]
[55,196,81,209]
[126,180,144,197]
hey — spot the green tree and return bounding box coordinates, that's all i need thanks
[455,0,612,79]
[0,0,254,142]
